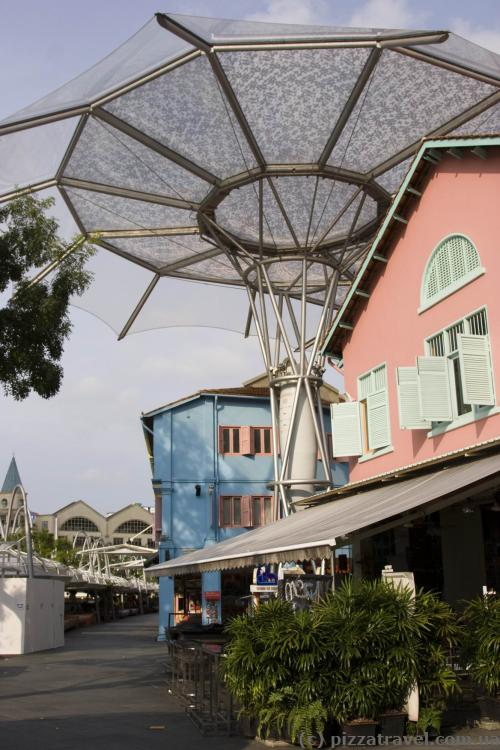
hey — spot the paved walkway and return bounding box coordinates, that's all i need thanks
[0,614,260,750]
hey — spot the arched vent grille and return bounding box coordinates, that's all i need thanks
[60,516,99,532]
[422,235,481,308]
[115,519,149,534]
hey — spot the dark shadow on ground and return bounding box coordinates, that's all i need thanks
[0,614,259,750]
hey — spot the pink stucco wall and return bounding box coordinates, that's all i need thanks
[341,150,500,483]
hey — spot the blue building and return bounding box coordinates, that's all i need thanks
[141,375,347,639]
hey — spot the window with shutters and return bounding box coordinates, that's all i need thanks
[424,307,494,425]
[219,426,272,455]
[219,426,242,454]
[420,234,483,312]
[330,365,392,460]
[397,307,496,433]
[252,427,273,455]
[218,495,273,528]
[357,363,392,457]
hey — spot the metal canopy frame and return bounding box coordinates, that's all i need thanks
[3,13,500,511]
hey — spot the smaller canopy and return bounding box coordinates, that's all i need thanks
[146,451,500,576]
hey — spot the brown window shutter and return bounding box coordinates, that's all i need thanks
[218,426,225,453]
[241,495,252,526]
[240,426,253,455]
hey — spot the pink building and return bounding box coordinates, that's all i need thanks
[323,136,500,600]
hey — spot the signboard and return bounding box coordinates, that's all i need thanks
[278,574,332,610]
[204,591,221,601]
[250,584,279,594]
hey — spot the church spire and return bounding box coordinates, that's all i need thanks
[1,456,22,492]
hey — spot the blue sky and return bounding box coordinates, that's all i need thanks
[1,0,499,514]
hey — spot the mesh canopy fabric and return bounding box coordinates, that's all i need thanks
[2,13,500,335]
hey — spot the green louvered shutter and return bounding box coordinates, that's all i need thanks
[397,367,430,429]
[417,356,453,422]
[457,334,495,406]
[366,389,391,449]
[331,402,363,457]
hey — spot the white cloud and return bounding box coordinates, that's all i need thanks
[245,0,329,25]
[76,467,104,483]
[71,375,106,397]
[451,18,500,55]
[349,0,427,29]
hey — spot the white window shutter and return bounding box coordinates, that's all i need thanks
[331,402,363,457]
[417,356,453,422]
[397,367,430,429]
[457,334,495,406]
[366,390,391,449]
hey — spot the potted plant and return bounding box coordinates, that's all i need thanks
[313,580,420,744]
[223,598,329,749]
[406,705,443,740]
[410,588,462,738]
[378,709,408,740]
[461,594,500,725]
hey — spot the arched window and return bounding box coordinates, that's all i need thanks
[114,519,149,534]
[420,234,483,311]
[59,516,99,532]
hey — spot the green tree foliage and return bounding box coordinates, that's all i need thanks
[223,579,460,746]
[460,594,500,697]
[31,528,78,566]
[0,194,95,400]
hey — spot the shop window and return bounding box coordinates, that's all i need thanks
[420,234,483,312]
[396,307,495,432]
[331,363,391,460]
[219,495,273,528]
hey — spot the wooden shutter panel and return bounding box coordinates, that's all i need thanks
[218,497,224,527]
[240,426,253,455]
[417,356,453,422]
[241,495,252,526]
[366,389,391,449]
[330,402,363,457]
[218,426,225,454]
[397,367,430,429]
[457,334,495,406]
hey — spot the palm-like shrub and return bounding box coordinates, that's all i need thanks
[460,594,500,697]
[223,580,460,744]
[313,579,420,723]
[223,598,327,744]
[412,589,462,711]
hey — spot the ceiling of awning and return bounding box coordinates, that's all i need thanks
[146,451,500,576]
[2,12,500,326]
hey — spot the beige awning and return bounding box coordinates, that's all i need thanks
[146,451,500,576]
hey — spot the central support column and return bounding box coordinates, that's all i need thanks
[242,257,340,516]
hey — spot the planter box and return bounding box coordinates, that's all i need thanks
[379,712,407,740]
[478,696,500,728]
[342,720,378,745]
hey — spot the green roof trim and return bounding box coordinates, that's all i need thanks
[321,135,500,356]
